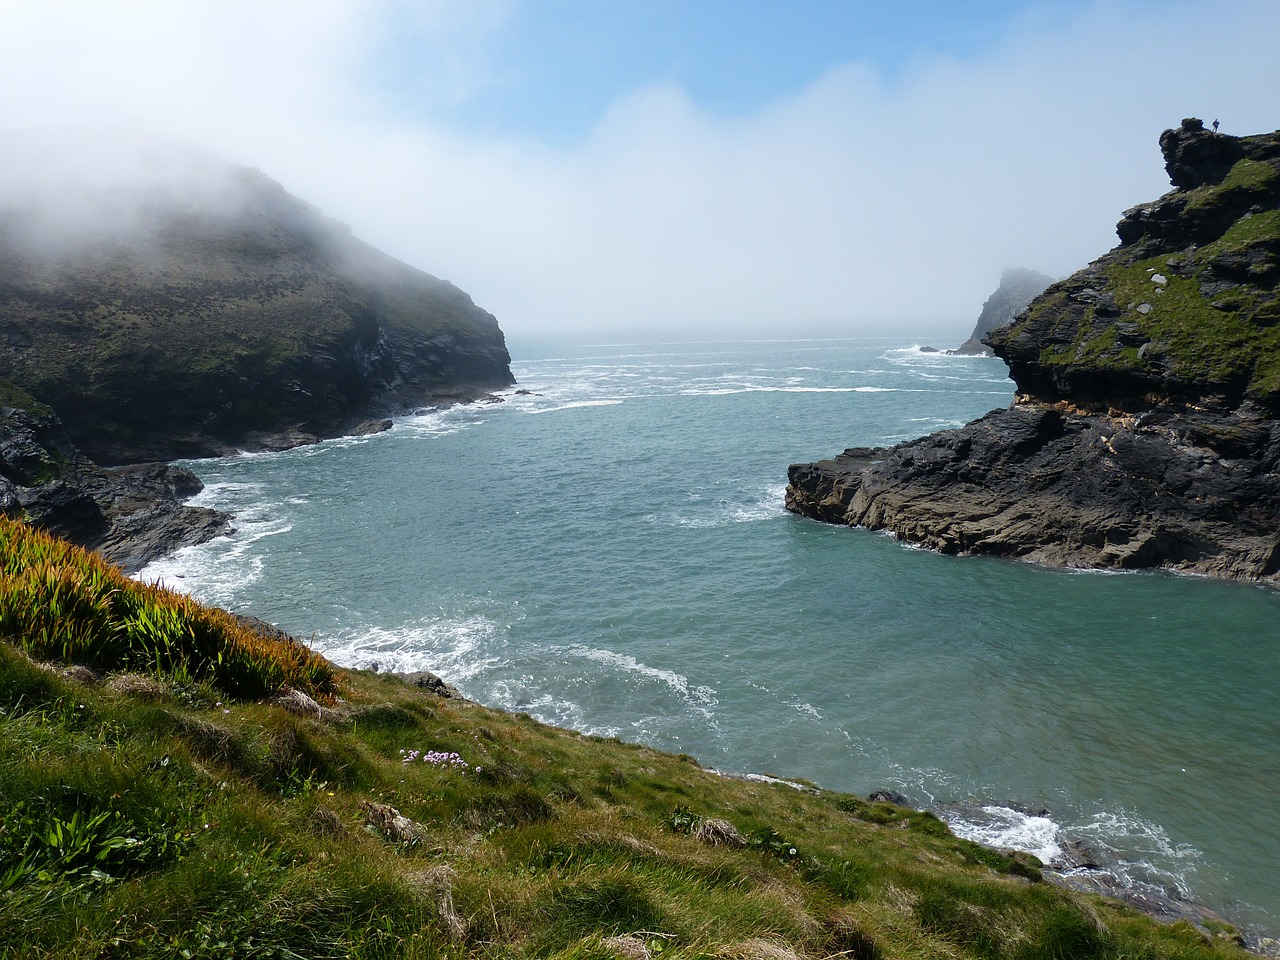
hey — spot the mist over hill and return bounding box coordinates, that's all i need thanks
[0,129,513,464]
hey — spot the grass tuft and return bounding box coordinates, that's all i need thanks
[0,516,336,700]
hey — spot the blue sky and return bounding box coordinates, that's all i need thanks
[371,1,1055,142]
[0,0,1277,341]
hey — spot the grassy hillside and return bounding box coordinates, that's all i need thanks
[0,517,1256,959]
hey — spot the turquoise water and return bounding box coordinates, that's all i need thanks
[142,339,1280,934]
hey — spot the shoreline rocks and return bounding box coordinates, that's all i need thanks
[0,402,230,573]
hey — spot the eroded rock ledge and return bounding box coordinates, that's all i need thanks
[787,399,1280,583]
[787,119,1280,586]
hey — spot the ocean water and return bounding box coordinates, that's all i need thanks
[141,338,1280,934]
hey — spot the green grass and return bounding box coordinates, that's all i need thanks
[1013,152,1280,402]
[1099,253,1280,396]
[1184,158,1279,213]
[0,527,1258,958]
[0,378,53,418]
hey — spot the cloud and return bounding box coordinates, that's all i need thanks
[0,0,1277,343]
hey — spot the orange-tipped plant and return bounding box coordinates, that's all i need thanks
[0,516,335,699]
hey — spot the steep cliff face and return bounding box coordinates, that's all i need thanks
[951,267,1055,356]
[0,132,514,463]
[788,120,1280,585]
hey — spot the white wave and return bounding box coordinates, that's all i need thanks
[485,683,610,735]
[567,645,719,713]
[943,805,1064,864]
[317,615,503,681]
[525,399,625,415]
[1056,809,1205,905]
[680,385,903,397]
[666,483,786,528]
[709,769,815,792]
[393,405,493,438]
[134,481,292,605]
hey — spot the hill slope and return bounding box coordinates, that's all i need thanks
[787,119,1280,585]
[0,515,1260,958]
[0,131,514,464]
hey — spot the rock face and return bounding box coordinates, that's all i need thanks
[0,131,514,464]
[788,120,1280,586]
[951,268,1055,355]
[0,393,229,572]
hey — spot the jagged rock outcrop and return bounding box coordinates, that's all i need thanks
[0,391,229,572]
[0,130,514,464]
[788,119,1280,585]
[951,268,1055,355]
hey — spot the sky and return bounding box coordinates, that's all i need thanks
[0,0,1278,344]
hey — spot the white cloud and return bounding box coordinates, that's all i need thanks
[0,0,1277,343]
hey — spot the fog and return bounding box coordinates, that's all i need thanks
[1,1,1277,344]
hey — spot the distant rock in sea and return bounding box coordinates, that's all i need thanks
[951,267,1055,355]
[788,118,1280,586]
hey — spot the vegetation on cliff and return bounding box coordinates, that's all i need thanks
[0,516,1259,958]
[990,120,1280,407]
[0,131,514,464]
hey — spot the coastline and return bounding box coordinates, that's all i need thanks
[109,386,515,574]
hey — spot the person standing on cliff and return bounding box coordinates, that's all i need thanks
[1213,118,1220,132]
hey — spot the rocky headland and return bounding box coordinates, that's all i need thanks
[788,119,1280,586]
[0,130,515,567]
[951,267,1055,355]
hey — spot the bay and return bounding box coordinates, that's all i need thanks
[142,338,1280,934]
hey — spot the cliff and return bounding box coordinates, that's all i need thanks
[0,131,514,465]
[951,267,1055,355]
[788,119,1280,585]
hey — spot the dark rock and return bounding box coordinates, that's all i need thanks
[242,428,322,453]
[0,402,229,572]
[396,670,465,700]
[1159,118,1244,190]
[788,122,1280,587]
[350,418,393,437]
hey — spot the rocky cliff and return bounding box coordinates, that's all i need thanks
[0,131,514,464]
[787,119,1280,585]
[951,267,1055,355]
[0,130,515,567]
[0,384,228,571]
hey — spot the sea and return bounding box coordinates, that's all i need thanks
[139,338,1280,936]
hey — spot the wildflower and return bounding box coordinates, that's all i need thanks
[399,748,469,769]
